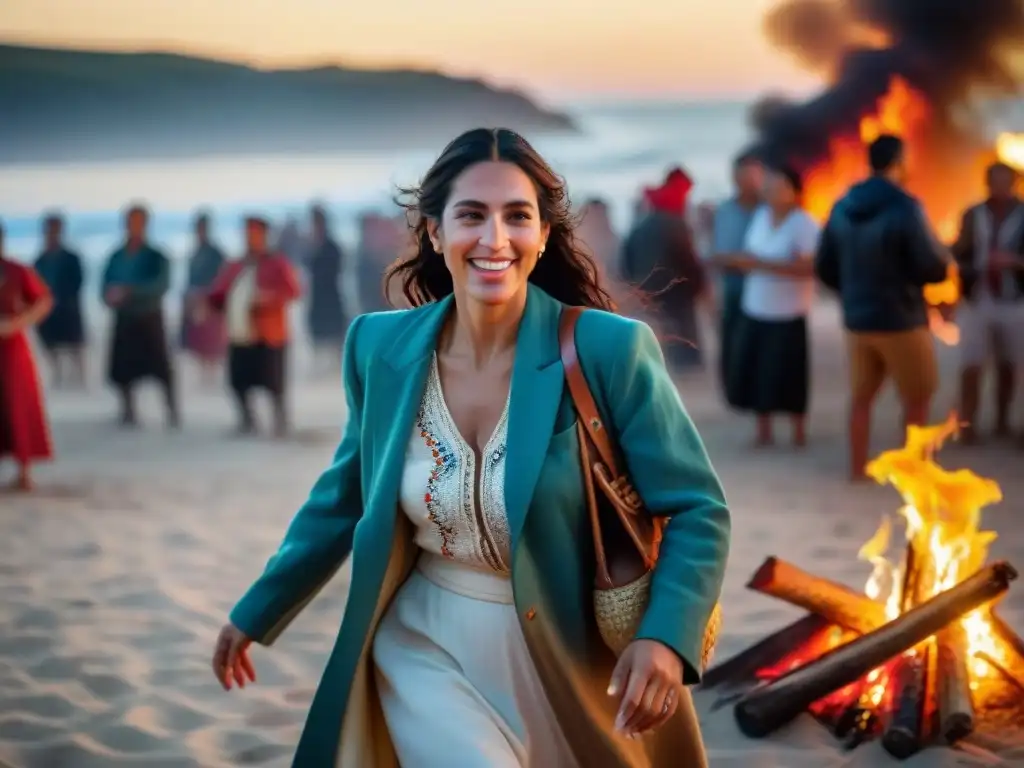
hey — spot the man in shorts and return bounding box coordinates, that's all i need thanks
[816,135,951,481]
[951,162,1024,443]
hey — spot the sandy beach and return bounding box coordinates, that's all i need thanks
[2,299,1023,768]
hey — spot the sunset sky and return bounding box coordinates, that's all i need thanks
[0,0,819,99]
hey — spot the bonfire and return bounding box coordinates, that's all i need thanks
[702,414,1024,760]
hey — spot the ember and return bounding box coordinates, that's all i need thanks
[702,415,1024,759]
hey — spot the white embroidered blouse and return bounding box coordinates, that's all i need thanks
[399,354,512,574]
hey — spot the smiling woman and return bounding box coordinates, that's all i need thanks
[386,128,616,311]
[213,127,731,768]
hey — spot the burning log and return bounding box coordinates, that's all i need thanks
[700,614,830,690]
[733,561,1017,739]
[833,676,882,749]
[878,541,936,758]
[746,556,887,634]
[935,624,975,744]
[881,646,931,759]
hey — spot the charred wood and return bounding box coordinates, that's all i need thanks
[882,647,930,759]
[733,561,1017,739]
[936,624,975,744]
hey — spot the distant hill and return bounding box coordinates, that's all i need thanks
[0,44,577,165]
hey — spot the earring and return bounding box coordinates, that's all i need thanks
[538,246,545,259]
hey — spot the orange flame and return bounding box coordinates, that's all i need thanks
[862,415,1006,695]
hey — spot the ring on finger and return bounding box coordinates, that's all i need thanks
[662,688,675,714]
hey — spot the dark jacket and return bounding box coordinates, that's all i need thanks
[815,177,950,333]
[621,211,705,299]
[950,199,1024,302]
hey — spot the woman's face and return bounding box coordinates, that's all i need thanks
[766,171,797,208]
[428,161,549,307]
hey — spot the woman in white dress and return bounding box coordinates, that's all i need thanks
[720,165,820,447]
[212,128,731,767]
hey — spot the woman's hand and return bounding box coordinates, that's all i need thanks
[212,623,257,691]
[607,639,684,738]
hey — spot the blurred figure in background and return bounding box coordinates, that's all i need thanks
[815,135,949,480]
[708,152,763,396]
[274,215,306,264]
[951,161,1024,444]
[0,221,54,491]
[305,204,347,371]
[357,211,403,313]
[34,212,86,388]
[100,205,178,429]
[621,168,707,370]
[207,216,301,437]
[576,197,628,307]
[576,198,619,273]
[180,211,227,387]
[722,166,818,447]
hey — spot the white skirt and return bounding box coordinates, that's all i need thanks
[372,552,580,767]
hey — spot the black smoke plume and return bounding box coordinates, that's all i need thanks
[748,0,1024,173]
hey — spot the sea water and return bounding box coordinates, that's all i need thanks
[0,101,753,266]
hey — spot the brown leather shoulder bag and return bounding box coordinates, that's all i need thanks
[558,306,721,669]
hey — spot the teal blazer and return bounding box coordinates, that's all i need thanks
[230,284,731,766]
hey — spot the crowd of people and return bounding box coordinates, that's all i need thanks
[2,131,1022,491]
[705,133,1024,483]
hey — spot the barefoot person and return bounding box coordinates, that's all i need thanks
[100,204,179,428]
[211,129,730,767]
[815,135,950,480]
[951,162,1024,443]
[34,213,86,388]
[207,216,301,437]
[720,165,819,447]
[0,222,55,491]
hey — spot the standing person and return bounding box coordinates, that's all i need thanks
[0,221,55,491]
[207,216,301,437]
[951,162,1024,443]
[100,204,179,428]
[356,213,392,313]
[815,135,950,480]
[577,198,629,309]
[274,216,306,264]
[180,211,227,387]
[211,128,730,768]
[34,213,86,388]
[305,205,347,371]
[708,152,764,394]
[720,166,819,447]
[621,169,707,370]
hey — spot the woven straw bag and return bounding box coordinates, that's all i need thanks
[559,307,722,668]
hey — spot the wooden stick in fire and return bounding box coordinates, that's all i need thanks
[935,622,975,744]
[833,675,882,749]
[745,557,888,634]
[881,644,931,759]
[733,561,1017,739]
[880,539,936,757]
[700,614,831,691]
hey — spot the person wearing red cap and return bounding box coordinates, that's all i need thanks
[621,168,707,369]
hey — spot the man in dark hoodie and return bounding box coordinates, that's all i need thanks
[816,134,951,481]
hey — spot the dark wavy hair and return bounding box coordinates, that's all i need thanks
[385,128,615,311]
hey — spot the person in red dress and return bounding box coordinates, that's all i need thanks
[0,221,55,491]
